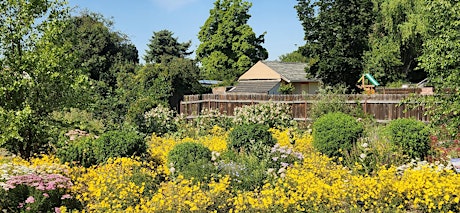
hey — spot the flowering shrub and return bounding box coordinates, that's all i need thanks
[1,155,80,212]
[233,102,294,128]
[142,105,177,135]
[193,108,232,135]
[70,157,163,212]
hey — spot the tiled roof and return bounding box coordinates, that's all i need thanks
[263,61,318,83]
[228,80,280,93]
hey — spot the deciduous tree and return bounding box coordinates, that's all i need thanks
[0,0,84,158]
[197,0,268,83]
[296,0,375,90]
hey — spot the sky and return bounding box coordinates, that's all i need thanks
[67,0,306,63]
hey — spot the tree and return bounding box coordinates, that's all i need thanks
[0,0,85,158]
[295,0,375,90]
[197,0,268,83]
[418,0,460,136]
[363,0,427,85]
[279,51,308,63]
[144,30,192,64]
[61,12,139,129]
[64,12,139,89]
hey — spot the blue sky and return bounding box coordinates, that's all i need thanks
[67,0,305,63]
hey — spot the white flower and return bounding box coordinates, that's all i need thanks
[361,143,368,148]
[360,153,366,159]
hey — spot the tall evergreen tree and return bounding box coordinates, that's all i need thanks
[197,0,268,83]
[296,0,375,90]
[144,30,192,64]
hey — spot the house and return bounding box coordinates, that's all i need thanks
[228,61,321,94]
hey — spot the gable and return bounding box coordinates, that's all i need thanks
[238,61,281,80]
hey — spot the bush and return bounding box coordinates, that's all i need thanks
[312,112,364,158]
[215,151,269,191]
[233,102,294,129]
[309,85,365,121]
[93,130,147,164]
[57,136,97,168]
[167,142,213,180]
[142,105,177,135]
[386,118,430,160]
[227,123,277,159]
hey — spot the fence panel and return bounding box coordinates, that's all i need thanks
[180,94,429,122]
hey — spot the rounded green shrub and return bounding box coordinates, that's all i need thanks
[227,123,277,158]
[57,136,97,168]
[167,142,212,175]
[386,118,430,160]
[93,130,147,164]
[312,112,364,158]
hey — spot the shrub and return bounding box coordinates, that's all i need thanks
[233,102,294,129]
[386,118,430,160]
[57,136,97,168]
[216,151,269,191]
[227,123,277,159]
[309,85,365,121]
[142,105,177,135]
[1,173,81,212]
[167,142,213,180]
[312,112,364,158]
[194,108,232,134]
[93,130,147,164]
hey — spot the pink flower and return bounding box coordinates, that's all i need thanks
[43,193,49,198]
[25,196,35,204]
[55,207,61,213]
[61,194,72,200]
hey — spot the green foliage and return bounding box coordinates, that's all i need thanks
[142,105,177,136]
[197,0,268,82]
[93,130,146,164]
[386,118,430,160]
[309,85,365,121]
[167,142,213,180]
[279,83,295,94]
[227,124,277,158]
[279,51,308,63]
[363,0,427,85]
[51,108,105,135]
[233,102,294,129]
[144,30,192,64]
[418,0,460,136]
[57,136,97,168]
[216,151,269,191]
[312,112,364,158]
[295,0,375,89]
[192,108,233,135]
[0,0,86,158]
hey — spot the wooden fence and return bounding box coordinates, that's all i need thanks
[180,94,430,122]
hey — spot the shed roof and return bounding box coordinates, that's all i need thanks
[263,61,317,83]
[238,61,319,83]
[228,80,280,94]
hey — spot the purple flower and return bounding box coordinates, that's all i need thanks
[25,196,35,204]
[281,162,290,167]
[272,157,279,162]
